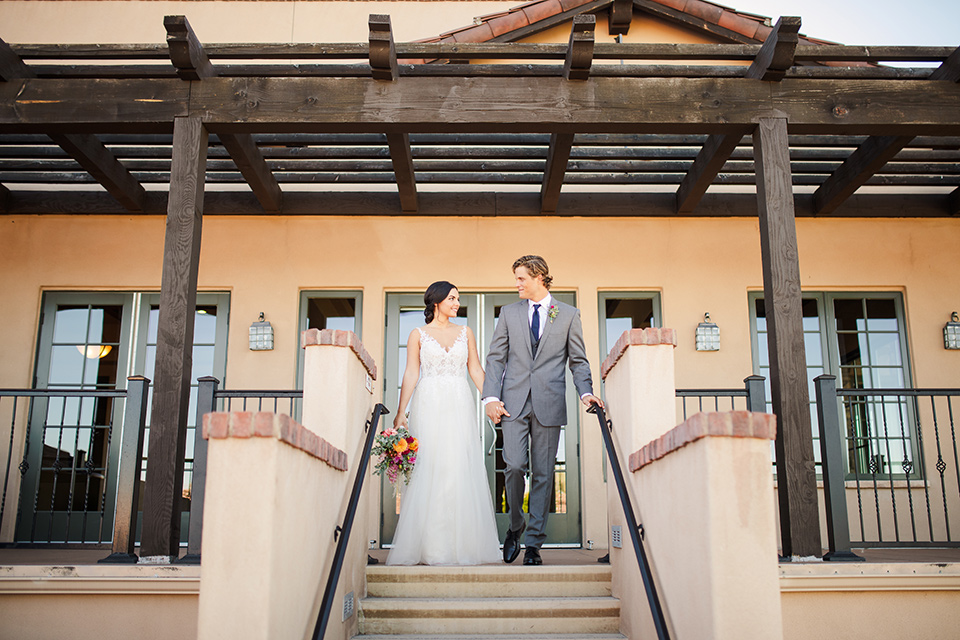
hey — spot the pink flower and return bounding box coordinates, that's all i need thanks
[382,428,397,437]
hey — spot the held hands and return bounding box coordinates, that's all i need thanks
[484,401,511,425]
[581,394,604,410]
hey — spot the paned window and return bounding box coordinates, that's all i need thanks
[749,292,915,477]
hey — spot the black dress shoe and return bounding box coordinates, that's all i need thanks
[503,522,526,563]
[523,547,543,566]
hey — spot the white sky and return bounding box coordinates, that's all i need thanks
[725,0,959,46]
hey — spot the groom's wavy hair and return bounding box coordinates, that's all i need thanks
[424,281,457,324]
[512,255,553,290]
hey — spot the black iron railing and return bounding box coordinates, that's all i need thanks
[676,375,767,420]
[588,404,670,640]
[816,375,960,556]
[312,402,389,640]
[0,378,149,555]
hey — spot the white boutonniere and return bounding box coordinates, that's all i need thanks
[548,305,559,323]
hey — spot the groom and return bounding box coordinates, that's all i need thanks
[483,255,602,565]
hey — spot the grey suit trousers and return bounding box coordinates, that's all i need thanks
[501,395,561,549]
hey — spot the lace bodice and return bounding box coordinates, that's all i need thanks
[418,326,468,379]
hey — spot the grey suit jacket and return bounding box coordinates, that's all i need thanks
[482,299,593,427]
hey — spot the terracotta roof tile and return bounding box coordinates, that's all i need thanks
[416,0,863,67]
[685,0,725,24]
[522,0,564,25]
[453,23,496,44]
[717,9,761,40]
[488,11,531,37]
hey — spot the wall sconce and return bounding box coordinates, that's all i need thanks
[249,312,274,351]
[695,312,720,352]
[945,312,960,350]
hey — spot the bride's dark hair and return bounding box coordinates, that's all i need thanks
[424,281,457,324]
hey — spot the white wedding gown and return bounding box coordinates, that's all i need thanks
[386,326,502,565]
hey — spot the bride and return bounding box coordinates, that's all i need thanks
[386,281,502,565]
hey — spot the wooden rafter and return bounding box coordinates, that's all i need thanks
[676,17,800,213]
[165,15,282,213]
[813,45,960,215]
[369,14,417,213]
[0,183,8,212]
[542,16,595,214]
[950,187,960,216]
[609,0,633,36]
[2,37,147,212]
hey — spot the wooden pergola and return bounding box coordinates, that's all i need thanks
[2,12,958,560]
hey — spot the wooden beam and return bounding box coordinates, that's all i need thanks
[564,15,595,81]
[0,38,32,81]
[0,183,8,212]
[46,133,147,211]
[369,14,399,81]
[950,187,960,215]
[217,133,283,212]
[386,133,417,213]
[17,76,960,135]
[165,16,282,213]
[140,116,207,560]
[814,45,960,214]
[3,76,960,134]
[744,17,801,82]
[3,37,148,211]
[369,15,416,212]
[3,189,955,218]
[609,0,632,36]
[541,133,575,214]
[164,15,215,81]
[675,18,800,213]
[753,117,821,558]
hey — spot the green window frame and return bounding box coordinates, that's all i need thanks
[296,290,363,389]
[749,291,917,478]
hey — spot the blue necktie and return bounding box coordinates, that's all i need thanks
[531,304,541,345]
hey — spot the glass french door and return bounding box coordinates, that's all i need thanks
[381,292,582,547]
[18,293,133,543]
[19,292,228,544]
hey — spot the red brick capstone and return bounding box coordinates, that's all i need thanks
[202,411,348,471]
[600,327,677,380]
[628,411,777,472]
[301,328,378,381]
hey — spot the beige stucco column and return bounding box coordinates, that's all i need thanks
[197,329,376,640]
[602,328,784,640]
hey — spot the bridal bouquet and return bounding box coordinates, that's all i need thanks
[372,426,419,489]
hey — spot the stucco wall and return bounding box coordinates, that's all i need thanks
[2,214,958,548]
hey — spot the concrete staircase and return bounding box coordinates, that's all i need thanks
[355,564,624,639]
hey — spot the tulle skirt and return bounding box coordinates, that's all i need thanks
[386,375,502,565]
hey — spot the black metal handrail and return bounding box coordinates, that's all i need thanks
[588,404,670,640]
[312,402,389,640]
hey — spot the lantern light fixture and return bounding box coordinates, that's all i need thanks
[695,312,720,352]
[249,312,274,351]
[945,312,960,350]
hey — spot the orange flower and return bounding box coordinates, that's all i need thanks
[393,439,409,454]
[407,437,419,452]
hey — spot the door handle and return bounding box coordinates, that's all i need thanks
[486,419,497,456]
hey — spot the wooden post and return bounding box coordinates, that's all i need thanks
[140,116,207,560]
[753,116,821,558]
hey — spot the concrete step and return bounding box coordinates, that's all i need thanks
[354,635,627,639]
[359,596,621,635]
[366,565,613,598]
